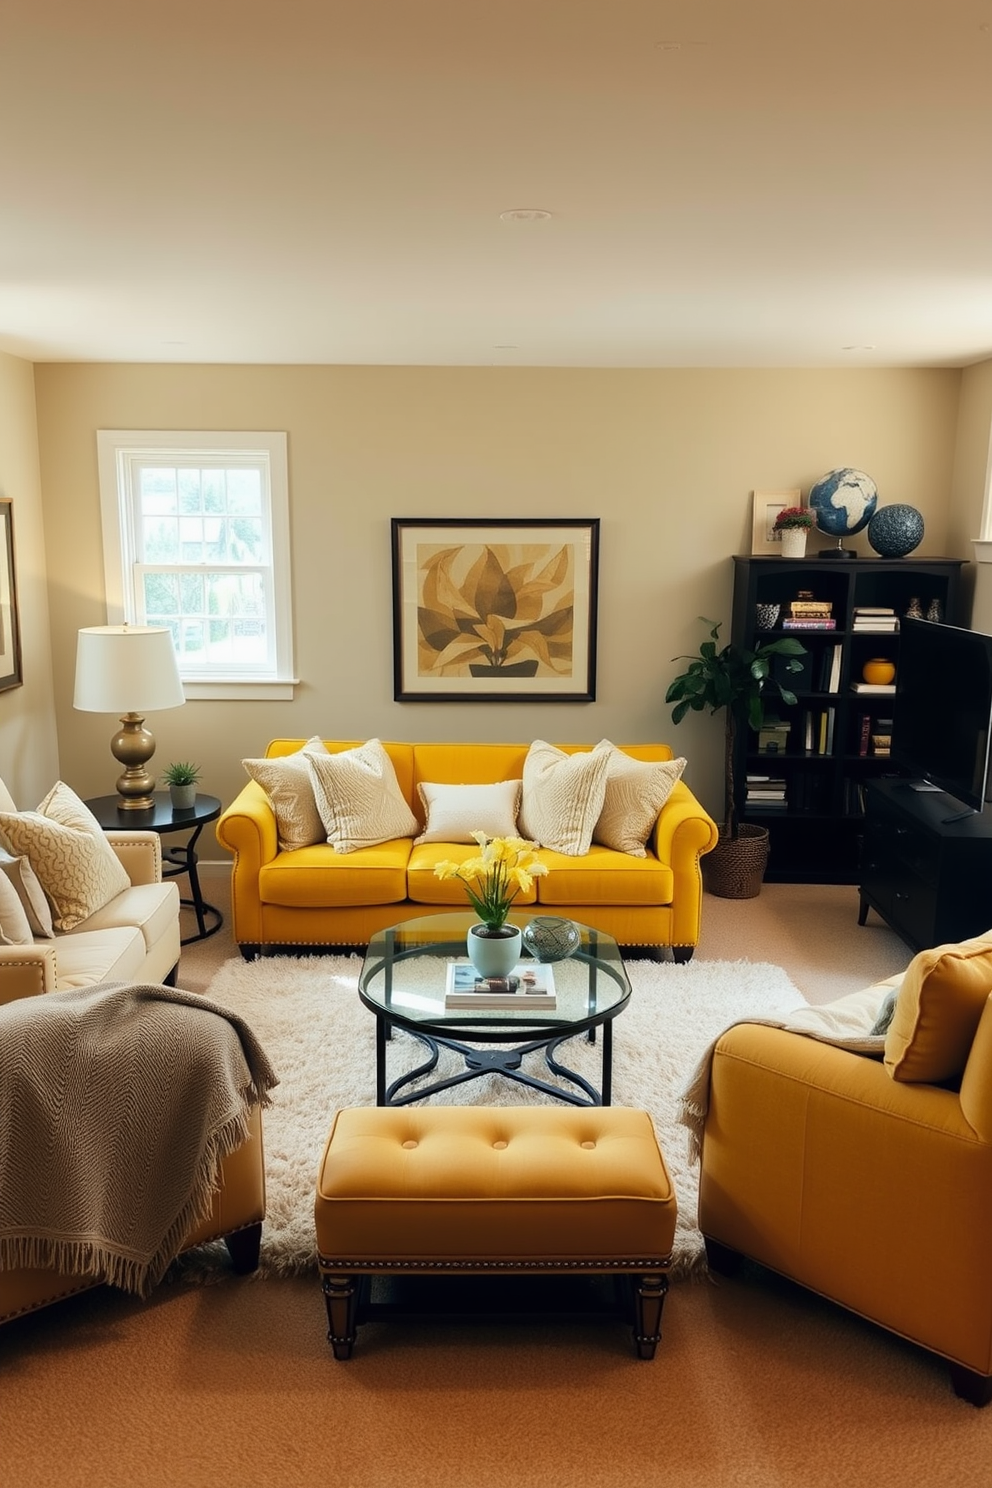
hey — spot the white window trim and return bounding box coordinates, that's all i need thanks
[97,429,297,699]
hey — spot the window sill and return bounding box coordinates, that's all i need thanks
[973,540,992,564]
[182,679,299,701]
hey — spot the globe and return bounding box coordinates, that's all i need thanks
[808,468,878,538]
[867,504,924,558]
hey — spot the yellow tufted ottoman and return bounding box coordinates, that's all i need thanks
[314,1105,677,1359]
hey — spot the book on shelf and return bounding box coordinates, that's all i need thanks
[815,642,843,692]
[853,606,896,616]
[788,600,833,617]
[858,712,872,757]
[853,620,899,632]
[444,960,557,1010]
[851,681,896,694]
[781,618,837,630]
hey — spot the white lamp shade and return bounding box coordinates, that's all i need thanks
[74,626,186,714]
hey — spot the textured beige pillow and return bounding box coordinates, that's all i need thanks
[518,740,611,856]
[592,742,687,857]
[0,781,131,931]
[305,740,419,854]
[884,936,992,1083]
[415,780,522,845]
[243,736,330,851]
[0,853,54,937]
[0,864,34,944]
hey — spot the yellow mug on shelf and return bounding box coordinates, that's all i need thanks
[862,657,896,685]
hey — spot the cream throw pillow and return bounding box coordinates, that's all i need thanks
[518,740,611,856]
[415,780,522,845]
[592,742,687,857]
[0,853,54,937]
[0,782,131,931]
[884,935,992,1083]
[0,864,34,944]
[243,737,330,851]
[305,740,419,854]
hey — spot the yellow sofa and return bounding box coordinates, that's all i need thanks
[218,741,718,961]
[698,945,992,1405]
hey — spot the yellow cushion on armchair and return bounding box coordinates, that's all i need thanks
[884,934,992,1083]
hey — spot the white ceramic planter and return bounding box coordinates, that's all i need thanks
[780,528,808,559]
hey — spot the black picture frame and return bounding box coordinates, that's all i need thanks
[391,517,599,702]
[0,500,23,693]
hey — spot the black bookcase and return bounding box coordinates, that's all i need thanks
[730,555,965,884]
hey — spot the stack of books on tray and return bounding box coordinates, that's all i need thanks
[444,961,557,1010]
[852,606,899,632]
[782,595,835,631]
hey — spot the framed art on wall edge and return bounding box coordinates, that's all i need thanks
[391,517,599,702]
[0,500,22,693]
[751,489,802,555]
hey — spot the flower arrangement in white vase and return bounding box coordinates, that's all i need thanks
[773,505,815,558]
[434,832,549,977]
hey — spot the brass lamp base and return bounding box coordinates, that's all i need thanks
[111,712,158,810]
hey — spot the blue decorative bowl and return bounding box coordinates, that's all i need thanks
[867,504,924,558]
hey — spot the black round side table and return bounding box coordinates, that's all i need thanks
[84,792,224,946]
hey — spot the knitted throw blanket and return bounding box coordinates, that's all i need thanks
[0,981,279,1296]
[676,979,897,1164]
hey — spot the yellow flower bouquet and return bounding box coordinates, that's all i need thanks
[434,831,548,933]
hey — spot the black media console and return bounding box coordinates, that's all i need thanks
[859,776,992,951]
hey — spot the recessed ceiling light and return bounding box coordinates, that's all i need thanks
[499,208,552,222]
[842,344,876,351]
[493,344,519,350]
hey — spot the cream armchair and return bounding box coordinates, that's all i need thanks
[698,944,992,1406]
[0,776,180,1003]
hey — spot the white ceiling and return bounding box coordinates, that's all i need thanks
[4,0,992,368]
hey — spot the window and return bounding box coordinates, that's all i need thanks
[97,430,296,699]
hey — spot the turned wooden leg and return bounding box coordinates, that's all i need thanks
[323,1274,359,1360]
[631,1272,668,1359]
[704,1236,744,1276]
[224,1221,262,1274]
[949,1362,992,1406]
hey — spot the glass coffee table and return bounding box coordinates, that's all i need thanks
[359,912,631,1107]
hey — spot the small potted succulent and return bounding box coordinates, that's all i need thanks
[772,505,816,558]
[162,760,200,811]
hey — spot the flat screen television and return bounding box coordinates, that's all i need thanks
[891,618,992,816]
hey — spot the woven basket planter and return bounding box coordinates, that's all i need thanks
[702,824,770,900]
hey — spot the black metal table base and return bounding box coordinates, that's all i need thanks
[377,1023,612,1107]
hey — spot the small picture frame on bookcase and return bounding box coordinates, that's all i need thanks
[751,489,802,555]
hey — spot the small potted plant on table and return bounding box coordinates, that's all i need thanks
[162,761,200,811]
[666,619,806,898]
[773,504,816,558]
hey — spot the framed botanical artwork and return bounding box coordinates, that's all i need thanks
[751,489,802,554]
[0,500,22,693]
[391,517,600,702]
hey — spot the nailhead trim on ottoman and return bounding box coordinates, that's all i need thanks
[314,1104,677,1359]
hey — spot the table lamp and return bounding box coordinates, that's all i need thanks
[73,625,186,809]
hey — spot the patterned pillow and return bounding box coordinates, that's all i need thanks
[0,863,34,944]
[0,853,54,937]
[415,780,522,845]
[592,742,687,857]
[518,740,611,857]
[0,781,131,931]
[243,737,330,851]
[305,740,419,854]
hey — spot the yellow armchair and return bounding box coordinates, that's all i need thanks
[698,960,992,1406]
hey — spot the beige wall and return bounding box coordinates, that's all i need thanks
[33,363,963,838]
[953,358,992,632]
[0,352,58,805]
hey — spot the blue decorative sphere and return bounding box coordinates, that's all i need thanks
[867,504,924,558]
[808,468,878,537]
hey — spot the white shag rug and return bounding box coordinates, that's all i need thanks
[190,954,806,1283]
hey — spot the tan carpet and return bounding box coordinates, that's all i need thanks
[3,878,989,1488]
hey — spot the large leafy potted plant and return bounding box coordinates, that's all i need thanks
[666,618,806,898]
